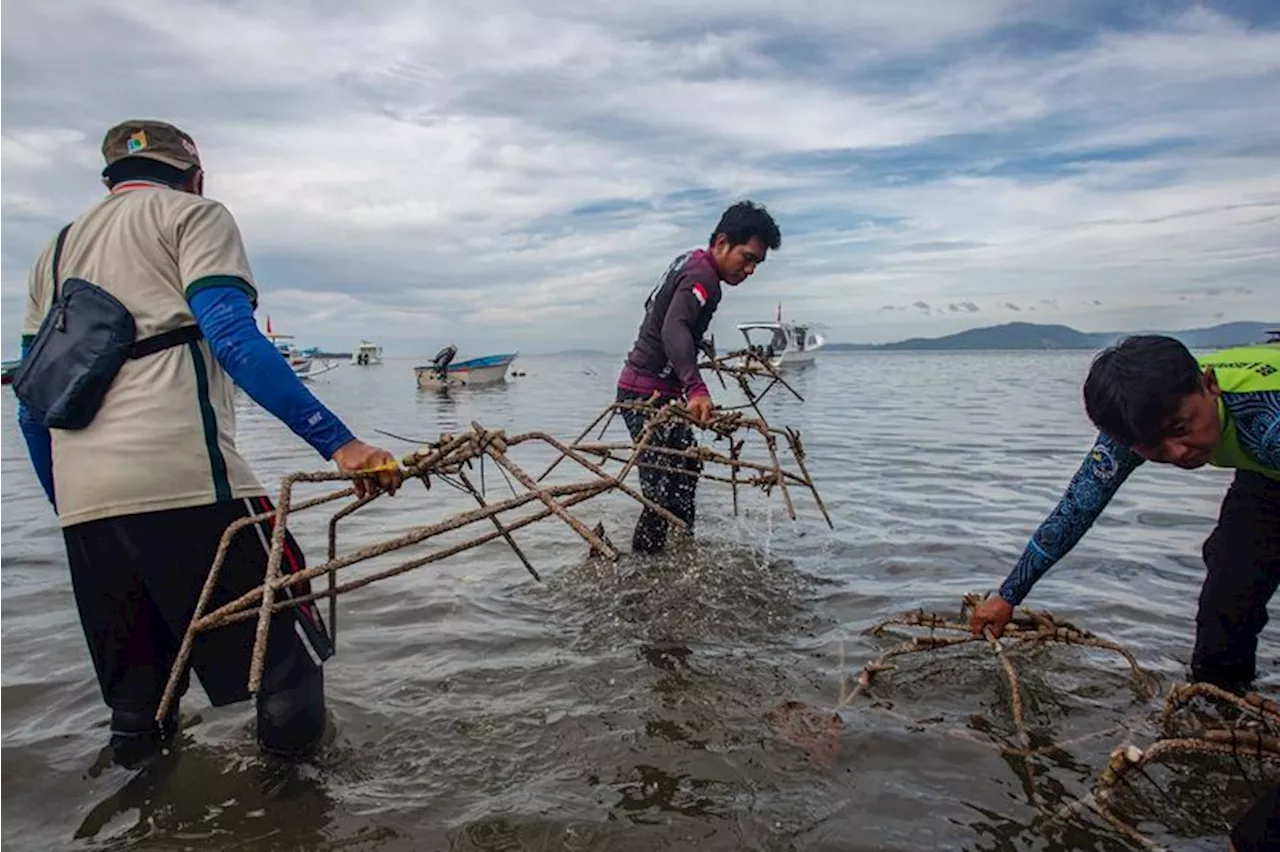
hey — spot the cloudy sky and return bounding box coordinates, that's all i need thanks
[3,0,1278,355]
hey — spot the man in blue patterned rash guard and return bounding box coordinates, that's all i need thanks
[970,335,1280,695]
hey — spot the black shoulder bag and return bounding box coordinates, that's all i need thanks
[13,223,204,430]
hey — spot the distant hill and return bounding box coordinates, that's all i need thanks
[1163,322,1279,349]
[827,321,1277,351]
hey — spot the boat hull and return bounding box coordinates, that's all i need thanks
[293,358,339,380]
[415,353,516,390]
[770,348,820,371]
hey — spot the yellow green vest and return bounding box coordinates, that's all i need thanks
[1199,343,1280,480]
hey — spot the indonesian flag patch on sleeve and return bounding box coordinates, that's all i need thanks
[692,282,708,306]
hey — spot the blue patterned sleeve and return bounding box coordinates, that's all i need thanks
[998,433,1144,605]
[1224,390,1280,469]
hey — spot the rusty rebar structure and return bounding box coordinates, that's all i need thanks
[760,596,1161,802]
[538,395,832,527]
[157,400,828,724]
[764,595,1159,777]
[1081,682,1280,849]
[844,594,1158,737]
[811,595,1279,848]
[697,346,805,417]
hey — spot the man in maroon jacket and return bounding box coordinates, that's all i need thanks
[617,200,782,553]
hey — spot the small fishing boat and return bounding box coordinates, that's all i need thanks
[296,358,339,380]
[264,317,338,381]
[737,305,824,371]
[414,346,517,390]
[1,358,20,386]
[351,340,383,366]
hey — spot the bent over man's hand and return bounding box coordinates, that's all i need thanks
[970,594,1015,638]
[332,439,403,498]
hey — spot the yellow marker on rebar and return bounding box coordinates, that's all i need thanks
[359,461,403,476]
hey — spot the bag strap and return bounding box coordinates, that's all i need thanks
[129,324,204,359]
[51,223,73,301]
[47,218,203,359]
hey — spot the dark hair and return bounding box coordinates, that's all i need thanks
[102,156,198,189]
[1082,334,1203,447]
[709,200,781,251]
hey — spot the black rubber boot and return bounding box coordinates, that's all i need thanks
[255,663,327,759]
[108,701,179,768]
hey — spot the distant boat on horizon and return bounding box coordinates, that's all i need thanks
[351,340,384,366]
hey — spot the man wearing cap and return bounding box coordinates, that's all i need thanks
[15,120,403,763]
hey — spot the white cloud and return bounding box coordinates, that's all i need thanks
[2,1,1278,353]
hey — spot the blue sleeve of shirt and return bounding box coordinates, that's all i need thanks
[16,336,57,508]
[189,285,355,460]
[1224,390,1280,469]
[998,432,1144,605]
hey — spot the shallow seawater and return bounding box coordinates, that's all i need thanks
[2,350,1274,851]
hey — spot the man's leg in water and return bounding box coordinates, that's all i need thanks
[618,389,691,553]
[666,423,700,529]
[63,520,185,765]
[233,497,333,756]
[66,500,334,761]
[1192,471,1280,692]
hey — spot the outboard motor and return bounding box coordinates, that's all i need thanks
[430,344,458,381]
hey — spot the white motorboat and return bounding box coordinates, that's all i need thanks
[737,316,824,371]
[351,340,383,366]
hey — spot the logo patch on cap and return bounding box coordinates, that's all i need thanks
[181,138,199,157]
[126,130,148,153]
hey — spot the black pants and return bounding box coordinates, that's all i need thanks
[63,497,334,757]
[1192,471,1280,692]
[617,388,701,553]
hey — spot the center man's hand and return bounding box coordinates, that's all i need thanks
[686,395,715,425]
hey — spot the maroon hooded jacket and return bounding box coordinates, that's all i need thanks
[617,248,722,401]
